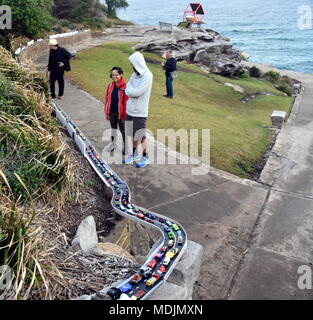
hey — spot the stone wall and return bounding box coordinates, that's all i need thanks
[19,30,92,62]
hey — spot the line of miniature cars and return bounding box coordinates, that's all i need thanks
[57,110,187,300]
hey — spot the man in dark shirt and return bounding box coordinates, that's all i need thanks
[161,50,177,99]
[47,39,72,100]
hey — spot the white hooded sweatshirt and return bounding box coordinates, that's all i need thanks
[125,51,153,118]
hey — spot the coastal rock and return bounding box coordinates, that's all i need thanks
[224,83,245,94]
[71,215,98,253]
[134,28,245,76]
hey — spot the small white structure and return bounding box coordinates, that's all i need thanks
[271,110,287,129]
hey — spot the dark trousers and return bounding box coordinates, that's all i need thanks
[166,74,174,97]
[109,113,125,144]
[50,70,65,98]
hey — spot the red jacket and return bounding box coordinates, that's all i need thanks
[104,77,128,120]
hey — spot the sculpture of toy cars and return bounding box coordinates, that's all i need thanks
[177,236,183,244]
[171,224,180,231]
[159,218,166,223]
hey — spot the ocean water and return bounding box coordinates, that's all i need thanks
[118,0,313,74]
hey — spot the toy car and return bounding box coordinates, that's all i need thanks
[168,239,174,247]
[155,252,165,261]
[133,290,146,299]
[159,265,166,273]
[130,273,142,284]
[146,276,158,286]
[167,232,174,239]
[171,224,180,231]
[164,226,171,232]
[177,236,183,244]
[177,230,182,236]
[133,208,140,213]
[107,287,122,300]
[166,248,179,259]
[140,266,152,277]
[160,246,167,252]
[137,213,145,219]
[147,213,156,219]
[152,271,162,280]
[159,218,166,223]
[166,220,173,227]
[162,256,171,266]
[146,218,154,224]
[147,259,157,269]
[119,283,132,293]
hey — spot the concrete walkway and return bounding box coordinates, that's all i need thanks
[229,64,313,299]
[35,30,313,299]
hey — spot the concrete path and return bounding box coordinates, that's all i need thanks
[35,29,313,299]
[229,64,313,299]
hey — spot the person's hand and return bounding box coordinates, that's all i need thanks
[161,62,165,67]
[59,62,64,67]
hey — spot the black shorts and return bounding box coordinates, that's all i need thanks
[125,114,147,141]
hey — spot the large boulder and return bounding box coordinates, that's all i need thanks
[134,28,244,76]
[71,216,98,254]
[92,243,137,262]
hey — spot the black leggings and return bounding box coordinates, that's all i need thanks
[109,113,125,144]
[50,70,65,98]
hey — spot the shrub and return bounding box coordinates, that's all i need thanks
[249,66,261,78]
[240,72,249,79]
[264,70,281,83]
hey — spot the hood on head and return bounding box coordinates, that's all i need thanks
[129,51,149,75]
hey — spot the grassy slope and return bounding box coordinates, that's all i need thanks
[66,42,294,178]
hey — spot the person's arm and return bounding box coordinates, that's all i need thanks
[125,72,153,98]
[61,47,72,62]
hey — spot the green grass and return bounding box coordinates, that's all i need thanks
[66,42,294,178]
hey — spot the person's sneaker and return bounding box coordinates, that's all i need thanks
[123,154,140,164]
[136,156,149,168]
[105,142,117,153]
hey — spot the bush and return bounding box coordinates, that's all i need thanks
[249,66,261,78]
[275,76,293,96]
[240,72,249,79]
[264,70,281,83]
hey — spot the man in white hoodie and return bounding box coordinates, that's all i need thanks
[123,51,153,168]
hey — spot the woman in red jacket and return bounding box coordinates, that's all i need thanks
[104,67,128,154]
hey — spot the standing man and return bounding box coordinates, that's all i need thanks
[161,50,177,99]
[123,51,153,168]
[47,39,72,100]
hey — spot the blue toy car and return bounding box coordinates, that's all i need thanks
[119,283,132,293]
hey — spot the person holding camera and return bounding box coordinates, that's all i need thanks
[161,50,177,99]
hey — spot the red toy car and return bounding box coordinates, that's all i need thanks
[147,259,157,269]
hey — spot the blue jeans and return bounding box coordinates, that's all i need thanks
[166,74,173,97]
